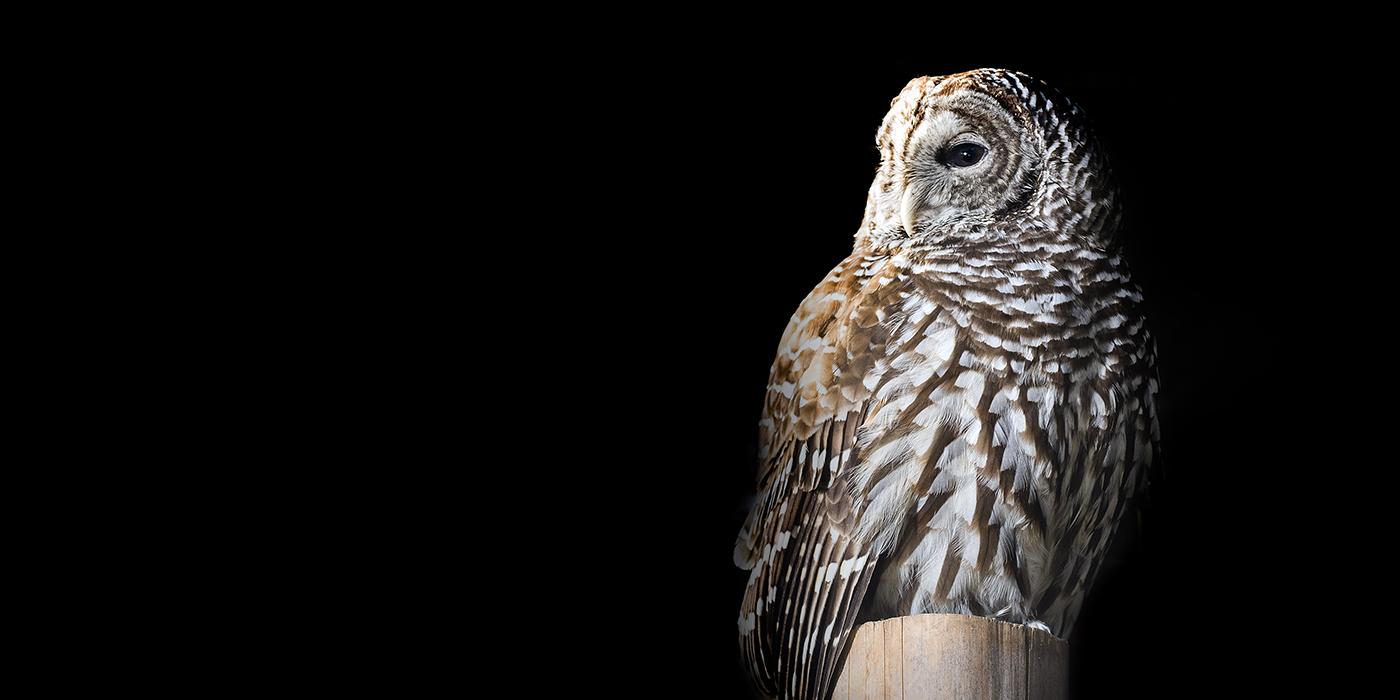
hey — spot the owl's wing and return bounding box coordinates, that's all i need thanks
[735,254,903,700]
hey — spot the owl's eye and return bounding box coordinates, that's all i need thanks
[943,143,987,168]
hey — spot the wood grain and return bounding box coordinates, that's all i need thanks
[830,614,1067,700]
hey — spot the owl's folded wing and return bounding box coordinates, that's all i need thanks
[734,255,903,699]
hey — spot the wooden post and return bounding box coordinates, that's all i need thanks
[831,614,1067,700]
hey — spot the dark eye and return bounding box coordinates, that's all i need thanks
[943,143,986,168]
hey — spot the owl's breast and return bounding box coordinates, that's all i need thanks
[843,244,1155,633]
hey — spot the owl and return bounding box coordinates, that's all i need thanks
[733,69,1159,699]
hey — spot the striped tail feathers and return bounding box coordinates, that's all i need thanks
[737,483,879,699]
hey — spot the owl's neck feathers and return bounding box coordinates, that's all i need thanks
[853,177,1121,257]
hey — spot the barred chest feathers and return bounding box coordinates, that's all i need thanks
[840,239,1156,634]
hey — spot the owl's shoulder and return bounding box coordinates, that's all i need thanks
[757,253,915,467]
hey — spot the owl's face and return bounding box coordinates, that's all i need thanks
[892,87,1038,235]
[863,69,1114,247]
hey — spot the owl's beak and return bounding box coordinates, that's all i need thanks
[896,176,952,236]
[901,189,922,236]
[900,183,943,236]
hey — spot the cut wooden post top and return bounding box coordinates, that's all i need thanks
[832,614,1067,700]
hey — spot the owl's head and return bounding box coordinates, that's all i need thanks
[859,69,1118,250]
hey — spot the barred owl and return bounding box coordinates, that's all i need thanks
[734,69,1159,699]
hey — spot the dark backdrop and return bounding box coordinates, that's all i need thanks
[575,51,1363,698]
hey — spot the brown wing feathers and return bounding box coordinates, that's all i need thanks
[739,471,880,699]
[736,257,894,699]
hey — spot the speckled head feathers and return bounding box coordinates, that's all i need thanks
[858,69,1119,252]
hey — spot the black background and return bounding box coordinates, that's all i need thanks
[568,50,1368,697]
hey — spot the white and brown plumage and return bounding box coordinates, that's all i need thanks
[734,69,1160,699]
